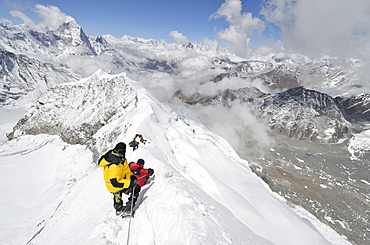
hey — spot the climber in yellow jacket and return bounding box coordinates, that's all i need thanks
[98,142,135,214]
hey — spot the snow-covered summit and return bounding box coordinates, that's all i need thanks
[0,15,95,57]
[0,70,345,244]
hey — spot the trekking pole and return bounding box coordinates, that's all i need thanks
[126,185,135,245]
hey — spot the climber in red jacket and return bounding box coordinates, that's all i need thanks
[125,159,154,213]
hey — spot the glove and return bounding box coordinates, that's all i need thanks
[148,168,154,177]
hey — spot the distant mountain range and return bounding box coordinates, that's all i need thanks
[1,16,368,142]
[177,85,370,143]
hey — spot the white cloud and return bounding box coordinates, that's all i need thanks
[260,0,296,27]
[261,0,370,59]
[10,10,39,30]
[35,4,66,30]
[169,30,189,45]
[216,25,252,56]
[192,103,272,158]
[9,4,66,31]
[0,18,13,25]
[202,37,219,50]
[210,0,265,57]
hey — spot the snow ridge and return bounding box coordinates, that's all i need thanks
[1,70,338,244]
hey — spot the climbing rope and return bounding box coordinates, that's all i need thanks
[126,185,136,245]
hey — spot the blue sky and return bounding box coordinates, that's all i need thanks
[0,0,279,44]
[1,0,369,60]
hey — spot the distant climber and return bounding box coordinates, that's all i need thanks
[126,159,154,213]
[129,139,139,151]
[129,134,148,151]
[98,142,136,215]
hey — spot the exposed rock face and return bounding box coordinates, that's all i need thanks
[8,71,137,160]
[211,61,300,90]
[175,86,267,106]
[0,50,81,105]
[258,64,300,90]
[336,93,370,123]
[260,86,351,143]
[177,86,353,143]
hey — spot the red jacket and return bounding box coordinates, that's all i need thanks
[129,162,154,187]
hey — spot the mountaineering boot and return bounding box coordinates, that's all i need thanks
[115,206,126,216]
[120,210,133,218]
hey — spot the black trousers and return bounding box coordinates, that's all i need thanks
[124,184,141,212]
[113,186,131,211]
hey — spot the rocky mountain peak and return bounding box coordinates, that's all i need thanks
[177,85,353,143]
[336,92,370,124]
[260,86,351,142]
[0,49,81,106]
[0,15,95,57]
[268,86,336,110]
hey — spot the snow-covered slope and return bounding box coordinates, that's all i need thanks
[0,49,81,106]
[0,70,347,245]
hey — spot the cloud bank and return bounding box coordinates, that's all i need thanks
[10,4,66,32]
[189,103,272,159]
[209,0,266,57]
[261,0,370,59]
[169,31,190,45]
[204,0,370,61]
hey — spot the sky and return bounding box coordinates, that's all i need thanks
[0,0,280,46]
[0,0,370,59]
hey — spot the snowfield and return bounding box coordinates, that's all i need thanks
[348,130,370,160]
[0,71,350,244]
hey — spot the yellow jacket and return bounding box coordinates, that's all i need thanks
[99,150,132,193]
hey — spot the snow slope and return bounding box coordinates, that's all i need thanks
[348,130,370,160]
[0,71,349,244]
